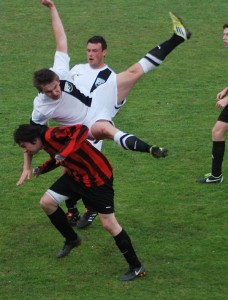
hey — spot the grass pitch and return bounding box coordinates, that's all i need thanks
[0,0,227,299]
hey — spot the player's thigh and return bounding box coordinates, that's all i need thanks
[116,64,144,103]
[82,180,114,214]
[91,120,119,139]
[212,121,228,140]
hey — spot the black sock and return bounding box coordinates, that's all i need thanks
[114,131,151,153]
[65,198,78,211]
[48,207,78,241]
[139,34,184,73]
[149,34,184,60]
[114,229,141,268]
[212,141,225,176]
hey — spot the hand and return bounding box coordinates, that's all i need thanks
[33,167,41,177]
[40,0,54,8]
[217,87,228,100]
[55,154,65,164]
[216,97,228,109]
[16,169,31,186]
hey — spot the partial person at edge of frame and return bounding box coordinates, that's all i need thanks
[196,23,228,184]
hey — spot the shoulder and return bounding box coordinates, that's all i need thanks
[70,63,88,74]
[104,64,115,74]
[33,93,44,104]
[55,51,70,62]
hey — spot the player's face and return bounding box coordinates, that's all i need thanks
[42,79,61,100]
[86,43,106,69]
[19,139,43,155]
[223,28,228,47]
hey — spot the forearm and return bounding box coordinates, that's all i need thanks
[16,151,33,186]
[49,2,67,52]
[41,0,67,53]
[23,151,33,171]
[38,157,59,174]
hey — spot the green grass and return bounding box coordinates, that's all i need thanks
[0,0,227,299]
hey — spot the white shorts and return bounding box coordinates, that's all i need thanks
[87,139,103,151]
[46,189,69,205]
[83,77,118,137]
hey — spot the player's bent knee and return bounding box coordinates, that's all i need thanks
[101,220,112,232]
[39,197,48,210]
[212,127,225,140]
[91,121,116,140]
[101,219,122,236]
[39,194,57,211]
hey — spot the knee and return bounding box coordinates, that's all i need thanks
[102,219,112,232]
[91,121,115,140]
[39,196,49,210]
[39,194,57,214]
[101,218,122,236]
[212,125,223,140]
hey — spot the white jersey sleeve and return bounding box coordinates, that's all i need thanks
[31,95,50,125]
[51,51,70,80]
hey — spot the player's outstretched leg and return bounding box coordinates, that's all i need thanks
[114,131,168,158]
[139,12,191,74]
[91,122,168,158]
[117,12,191,103]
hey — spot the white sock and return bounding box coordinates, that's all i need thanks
[114,131,133,150]
[139,53,163,73]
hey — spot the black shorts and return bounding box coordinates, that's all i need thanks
[218,105,228,123]
[49,173,114,214]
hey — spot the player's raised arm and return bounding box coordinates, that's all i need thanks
[40,0,67,53]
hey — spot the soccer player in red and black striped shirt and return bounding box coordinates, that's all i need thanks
[14,123,146,281]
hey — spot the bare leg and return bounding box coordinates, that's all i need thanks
[212,121,228,141]
[99,213,122,236]
[117,63,144,103]
[211,121,228,176]
[91,121,167,157]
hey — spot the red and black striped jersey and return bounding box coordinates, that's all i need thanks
[38,125,113,187]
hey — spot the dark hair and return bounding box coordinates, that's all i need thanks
[223,23,228,30]
[33,68,59,92]
[87,36,107,51]
[14,124,45,145]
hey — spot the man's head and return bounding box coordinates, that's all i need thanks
[86,36,107,69]
[14,124,44,155]
[223,23,228,47]
[34,68,61,100]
